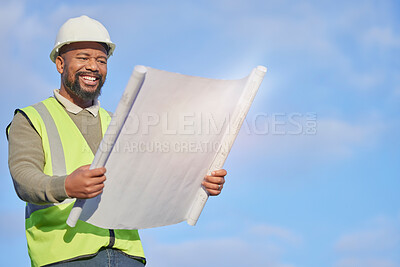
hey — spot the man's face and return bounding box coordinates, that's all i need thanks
[57,42,108,101]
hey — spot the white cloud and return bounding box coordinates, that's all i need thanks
[248,223,303,246]
[0,209,25,238]
[333,215,400,266]
[348,72,386,91]
[394,87,400,98]
[362,27,400,47]
[335,258,398,267]
[206,0,398,93]
[141,222,300,267]
[143,237,296,267]
[311,118,384,156]
[4,0,396,97]
[0,1,24,35]
[335,216,400,253]
[392,74,400,99]
[335,227,399,253]
[0,1,51,58]
[234,116,385,160]
[0,1,54,104]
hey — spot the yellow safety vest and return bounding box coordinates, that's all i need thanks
[11,97,145,266]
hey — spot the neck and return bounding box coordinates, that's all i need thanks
[59,87,93,109]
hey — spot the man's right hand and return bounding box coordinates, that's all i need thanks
[65,164,106,199]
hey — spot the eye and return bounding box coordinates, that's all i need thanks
[77,57,89,61]
[97,59,107,64]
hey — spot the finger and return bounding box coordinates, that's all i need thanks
[91,175,106,184]
[202,181,223,191]
[211,169,227,177]
[90,183,105,193]
[87,167,107,177]
[206,189,221,196]
[204,175,225,185]
[85,189,104,199]
[82,183,105,198]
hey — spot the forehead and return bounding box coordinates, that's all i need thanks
[60,42,107,57]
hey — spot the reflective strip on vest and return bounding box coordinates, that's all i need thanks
[33,102,66,175]
[17,97,145,267]
[25,102,73,219]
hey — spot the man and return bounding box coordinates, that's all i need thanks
[7,15,226,266]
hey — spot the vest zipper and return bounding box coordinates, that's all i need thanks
[107,229,115,248]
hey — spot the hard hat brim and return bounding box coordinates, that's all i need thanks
[50,40,116,63]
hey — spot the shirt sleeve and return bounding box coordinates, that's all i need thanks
[8,112,69,204]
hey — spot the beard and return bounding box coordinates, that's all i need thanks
[63,70,105,101]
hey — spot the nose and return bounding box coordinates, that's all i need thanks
[85,58,99,72]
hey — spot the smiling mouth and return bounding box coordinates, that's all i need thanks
[82,75,97,81]
[79,73,101,86]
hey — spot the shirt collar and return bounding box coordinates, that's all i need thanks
[53,89,100,117]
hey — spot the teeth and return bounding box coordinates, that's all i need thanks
[82,76,96,81]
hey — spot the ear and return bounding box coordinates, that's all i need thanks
[55,55,65,74]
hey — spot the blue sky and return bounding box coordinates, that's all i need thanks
[1,0,399,266]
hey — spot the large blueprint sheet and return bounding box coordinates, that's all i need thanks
[67,65,266,229]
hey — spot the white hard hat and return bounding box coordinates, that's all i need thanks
[50,15,116,63]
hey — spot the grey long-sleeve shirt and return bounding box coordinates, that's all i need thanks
[8,90,105,204]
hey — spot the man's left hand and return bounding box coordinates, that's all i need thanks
[202,169,227,196]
